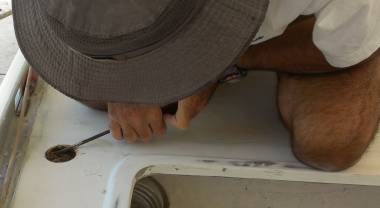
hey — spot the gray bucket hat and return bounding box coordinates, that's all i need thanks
[12,0,268,105]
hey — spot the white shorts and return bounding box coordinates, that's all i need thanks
[251,0,380,68]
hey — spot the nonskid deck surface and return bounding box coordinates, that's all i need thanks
[11,72,380,208]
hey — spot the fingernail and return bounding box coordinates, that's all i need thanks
[126,138,136,144]
[164,114,172,120]
[178,125,188,130]
[164,115,176,124]
[143,138,151,143]
[114,135,123,140]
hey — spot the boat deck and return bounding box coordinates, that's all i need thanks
[8,66,380,207]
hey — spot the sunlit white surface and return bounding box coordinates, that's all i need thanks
[11,71,380,208]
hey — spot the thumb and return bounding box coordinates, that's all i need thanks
[164,101,191,129]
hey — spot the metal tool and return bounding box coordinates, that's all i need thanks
[54,130,110,154]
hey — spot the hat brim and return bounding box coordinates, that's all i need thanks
[13,0,268,105]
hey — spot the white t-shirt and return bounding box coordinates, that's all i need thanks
[252,0,380,68]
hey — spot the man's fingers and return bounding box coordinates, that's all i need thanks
[132,122,153,142]
[149,121,166,136]
[165,107,191,130]
[108,103,167,142]
[121,124,138,143]
[110,120,123,140]
[148,112,166,136]
[176,101,195,129]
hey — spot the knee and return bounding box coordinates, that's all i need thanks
[292,142,363,171]
[291,125,369,172]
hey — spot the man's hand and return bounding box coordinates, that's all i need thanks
[108,83,217,142]
[165,84,217,129]
[108,103,166,143]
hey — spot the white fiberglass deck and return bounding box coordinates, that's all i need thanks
[11,71,380,208]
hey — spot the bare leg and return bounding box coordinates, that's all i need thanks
[278,58,380,171]
[238,16,380,171]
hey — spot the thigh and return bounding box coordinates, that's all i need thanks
[238,15,338,73]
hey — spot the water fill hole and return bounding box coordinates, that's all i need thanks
[45,145,76,163]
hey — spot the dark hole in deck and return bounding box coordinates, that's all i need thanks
[45,145,76,163]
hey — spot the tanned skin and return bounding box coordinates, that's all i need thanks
[239,17,338,73]
[65,16,380,171]
[238,16,380,171]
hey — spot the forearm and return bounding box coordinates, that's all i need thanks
[238,17,338,74]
